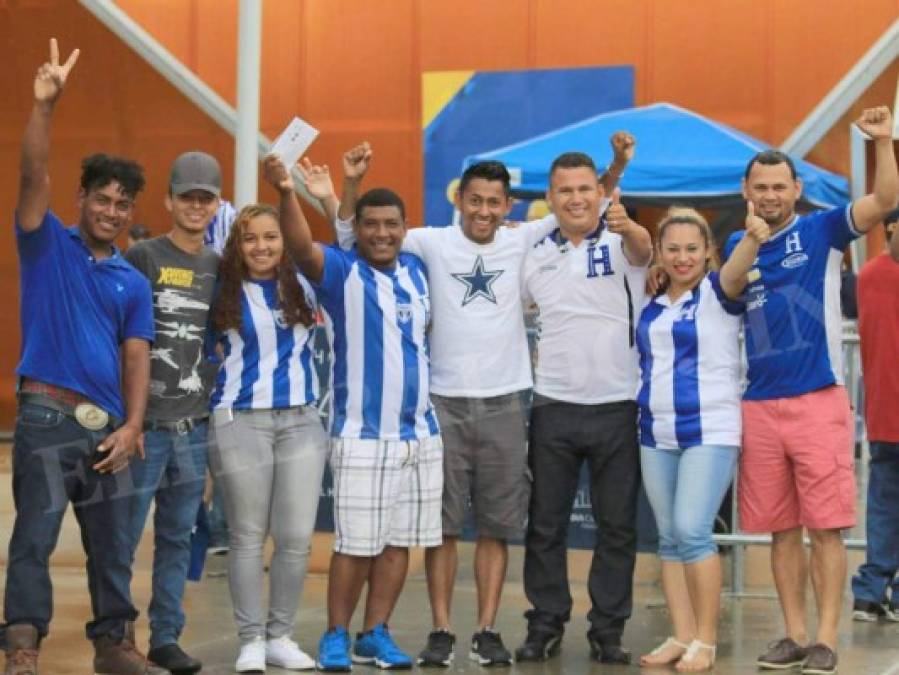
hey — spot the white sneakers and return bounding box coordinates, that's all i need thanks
[236,636,266,672]
[234,635,316,672]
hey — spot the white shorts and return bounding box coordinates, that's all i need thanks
[330,435,443,556]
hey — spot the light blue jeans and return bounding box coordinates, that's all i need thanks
[640,444,738,564]
[128,422,208,648]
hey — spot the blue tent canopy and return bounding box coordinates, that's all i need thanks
[466,103,849,210]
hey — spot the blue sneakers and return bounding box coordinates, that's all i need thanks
[352,624,413,670]
[317,626,353,672]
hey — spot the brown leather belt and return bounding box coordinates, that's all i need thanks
[20,379,94,407]
[18,379,119,430]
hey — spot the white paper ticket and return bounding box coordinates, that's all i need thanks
[270,116,319,168]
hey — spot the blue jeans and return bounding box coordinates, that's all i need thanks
[852,442,899,603]
[128,422,207,649]
[640,444,738,564]
[2,403,138,642]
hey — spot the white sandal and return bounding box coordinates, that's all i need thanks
[640,637,689,666]
[676,639,716,672]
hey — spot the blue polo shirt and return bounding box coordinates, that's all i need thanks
[723,204,859,401]
[16,210,154,419]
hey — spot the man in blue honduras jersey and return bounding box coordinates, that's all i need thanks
[263,155,442,671]
[724,108,897,675]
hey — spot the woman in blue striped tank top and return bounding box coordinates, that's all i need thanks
[636,206,768,671]
[208,203,327,672]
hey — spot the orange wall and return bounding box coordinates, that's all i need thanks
[1,0,897,425]
[116,0,899,213]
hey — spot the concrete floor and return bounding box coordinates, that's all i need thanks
[12,545,899,675]
[2,448,899,674]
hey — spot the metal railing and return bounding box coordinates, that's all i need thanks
[722,324,867,597]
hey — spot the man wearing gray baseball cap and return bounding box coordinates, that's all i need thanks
[169,151,222,197]
[125,150,223,674]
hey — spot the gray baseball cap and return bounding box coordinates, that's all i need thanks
[170,151,222,196]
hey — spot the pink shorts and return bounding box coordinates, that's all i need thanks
[738,385,856,533]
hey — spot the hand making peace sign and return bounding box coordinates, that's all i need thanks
[34,38,80,105]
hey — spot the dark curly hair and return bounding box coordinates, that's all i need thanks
[80,153,145,198]
[211,203,316,332]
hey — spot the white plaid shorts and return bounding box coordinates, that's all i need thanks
[330,435,443,556]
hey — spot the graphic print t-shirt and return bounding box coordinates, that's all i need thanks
[126,236,219,420]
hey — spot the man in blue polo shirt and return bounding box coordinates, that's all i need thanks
[724,107,897,675]
[1,40,162,675]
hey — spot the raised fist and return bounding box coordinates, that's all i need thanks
[610,131,636,165]
[343,142,373,180]
[855,106,893,141]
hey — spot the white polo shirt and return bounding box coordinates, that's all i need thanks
[336,216,556,397]
[522,224,648,405]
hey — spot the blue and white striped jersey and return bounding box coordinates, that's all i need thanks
[204,200,237,255]
[636,272,744,449]
[723,205,859,400]
[315,245,440,441]
[210,275,319,410]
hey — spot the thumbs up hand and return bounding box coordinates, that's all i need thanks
[606,188,631,234]
[745,201,771,244]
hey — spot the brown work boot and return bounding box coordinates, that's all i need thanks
[4,624,39,675]
[93,622,167,675]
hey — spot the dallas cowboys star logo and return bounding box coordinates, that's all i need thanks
[451,255,504,306]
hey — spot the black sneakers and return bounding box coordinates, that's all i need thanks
[852,598,887,622]
[469,629,512,667]
[147,643,202,674]
[514,629,562,662]
[417,630,455,668]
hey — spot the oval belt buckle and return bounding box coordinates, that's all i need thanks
[74,403,109,431]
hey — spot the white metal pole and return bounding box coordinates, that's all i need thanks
[234,0,262,208]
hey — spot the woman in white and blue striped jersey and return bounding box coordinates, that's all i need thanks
[208,203,326,673]
[636,206,768,672]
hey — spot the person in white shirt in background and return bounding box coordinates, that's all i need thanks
[332,135,634,668]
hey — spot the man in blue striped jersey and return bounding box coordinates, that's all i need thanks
[263,155,442,672]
